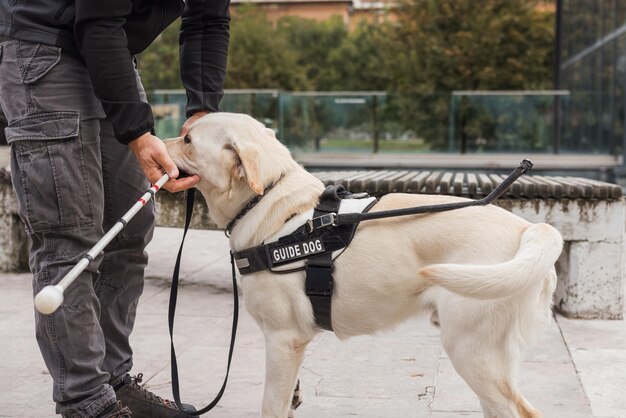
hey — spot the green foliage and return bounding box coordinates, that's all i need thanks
[138,2,555,151]
[138,2,553,93]
[227,6,310,90]
[389,0,554,92]
[382,0,555,149]
[276,16,348,90]
[323,21,393,91]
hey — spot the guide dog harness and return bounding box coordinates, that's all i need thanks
[232,185,377,331]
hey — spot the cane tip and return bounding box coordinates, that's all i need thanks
[34,286,64,315]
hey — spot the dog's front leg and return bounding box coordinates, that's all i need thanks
[262,332,309,418]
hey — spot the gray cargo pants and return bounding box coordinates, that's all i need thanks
[0,40,155,417]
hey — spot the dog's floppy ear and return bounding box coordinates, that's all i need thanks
[265,128,277,140]
[224,141,263,195]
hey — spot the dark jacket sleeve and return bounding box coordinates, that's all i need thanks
[179,0,231,118]
[74,1,154,144]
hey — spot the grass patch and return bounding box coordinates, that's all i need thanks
[320,139,430,152]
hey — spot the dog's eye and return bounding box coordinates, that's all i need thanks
[183,134,192,144]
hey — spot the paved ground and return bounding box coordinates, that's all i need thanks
[1,227,625,418]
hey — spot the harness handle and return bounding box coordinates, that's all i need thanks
[334,159,533,225]
[168,188,239,415]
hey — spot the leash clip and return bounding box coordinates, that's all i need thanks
[307,212,337,233]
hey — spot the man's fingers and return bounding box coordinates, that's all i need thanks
[160,157,179,180]
[146,167,167,185]
[163,175,200,193]
[129,133,184,185]
[152,146,179,179]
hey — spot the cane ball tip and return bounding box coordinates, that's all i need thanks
[35,286,64,315]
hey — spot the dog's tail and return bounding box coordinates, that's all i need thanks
[419,223,563,299]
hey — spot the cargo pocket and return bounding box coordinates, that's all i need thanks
[6,112,94,234]
[16,42,61,84]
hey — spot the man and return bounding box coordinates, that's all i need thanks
[0,1,229,417]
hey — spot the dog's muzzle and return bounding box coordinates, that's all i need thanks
[177,169,192,179]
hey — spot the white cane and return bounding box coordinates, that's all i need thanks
[34,173,171,315]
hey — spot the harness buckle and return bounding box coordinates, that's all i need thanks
[306,212,337,233]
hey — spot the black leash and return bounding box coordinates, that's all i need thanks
[168,188,240,416]
[313,159,534,228]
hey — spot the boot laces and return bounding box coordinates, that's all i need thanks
[129,373,181,410]
[113,404,133,418]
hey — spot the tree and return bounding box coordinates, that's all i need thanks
[384,0,554,149]
[138,1,553,94]
[136,1,555,150]
[322,20,393,91]
[389,0,553,93]
[276,16,348,90]
[227,6,310,90]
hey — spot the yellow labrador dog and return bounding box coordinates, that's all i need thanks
[165,113,563,418]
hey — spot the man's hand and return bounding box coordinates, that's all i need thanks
[180,111,209,137]
[128,132,200,192]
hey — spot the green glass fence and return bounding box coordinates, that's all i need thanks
[448,91,568,153]
[151,89,612,155]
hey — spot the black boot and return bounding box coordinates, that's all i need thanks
[96,402,133,418]
[114,374,196,418]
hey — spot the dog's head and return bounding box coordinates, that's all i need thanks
[165,112,297,225]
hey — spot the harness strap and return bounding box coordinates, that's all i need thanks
[232,186,372,275]
[303,187,343,331]
[168,188,239,415]
[232,222,350,275]
[305,254,334,330]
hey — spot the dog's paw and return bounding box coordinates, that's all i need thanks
[291,379,303,410]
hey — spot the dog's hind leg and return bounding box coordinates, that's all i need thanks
[440,320,542,418]
[262,332,310,418]
[446,350,541,417]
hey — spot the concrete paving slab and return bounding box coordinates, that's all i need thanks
[0,273,58,417]
[525,316,573,363]
[145,227,232,290]
[568,349,626,418]
[1,227,625,417]
[557,314,626,418]
[132,289,266,418]
[431,318,594,418]
[137,281,234,319]
[303,326,440,400]
[557,316,626,350]
[516,361,593,418]
[297,396,430,418]
[432,357,593,418]
[146,344,266,418]
[431,358,482,414]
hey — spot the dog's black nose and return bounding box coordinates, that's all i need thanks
[178,169,191,178]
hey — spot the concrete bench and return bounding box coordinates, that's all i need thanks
[0,150,29,272]
[155,169,626,320]
[309,170,625,320]
[1,150,623,319]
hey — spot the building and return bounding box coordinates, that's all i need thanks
[229,0,397,29]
